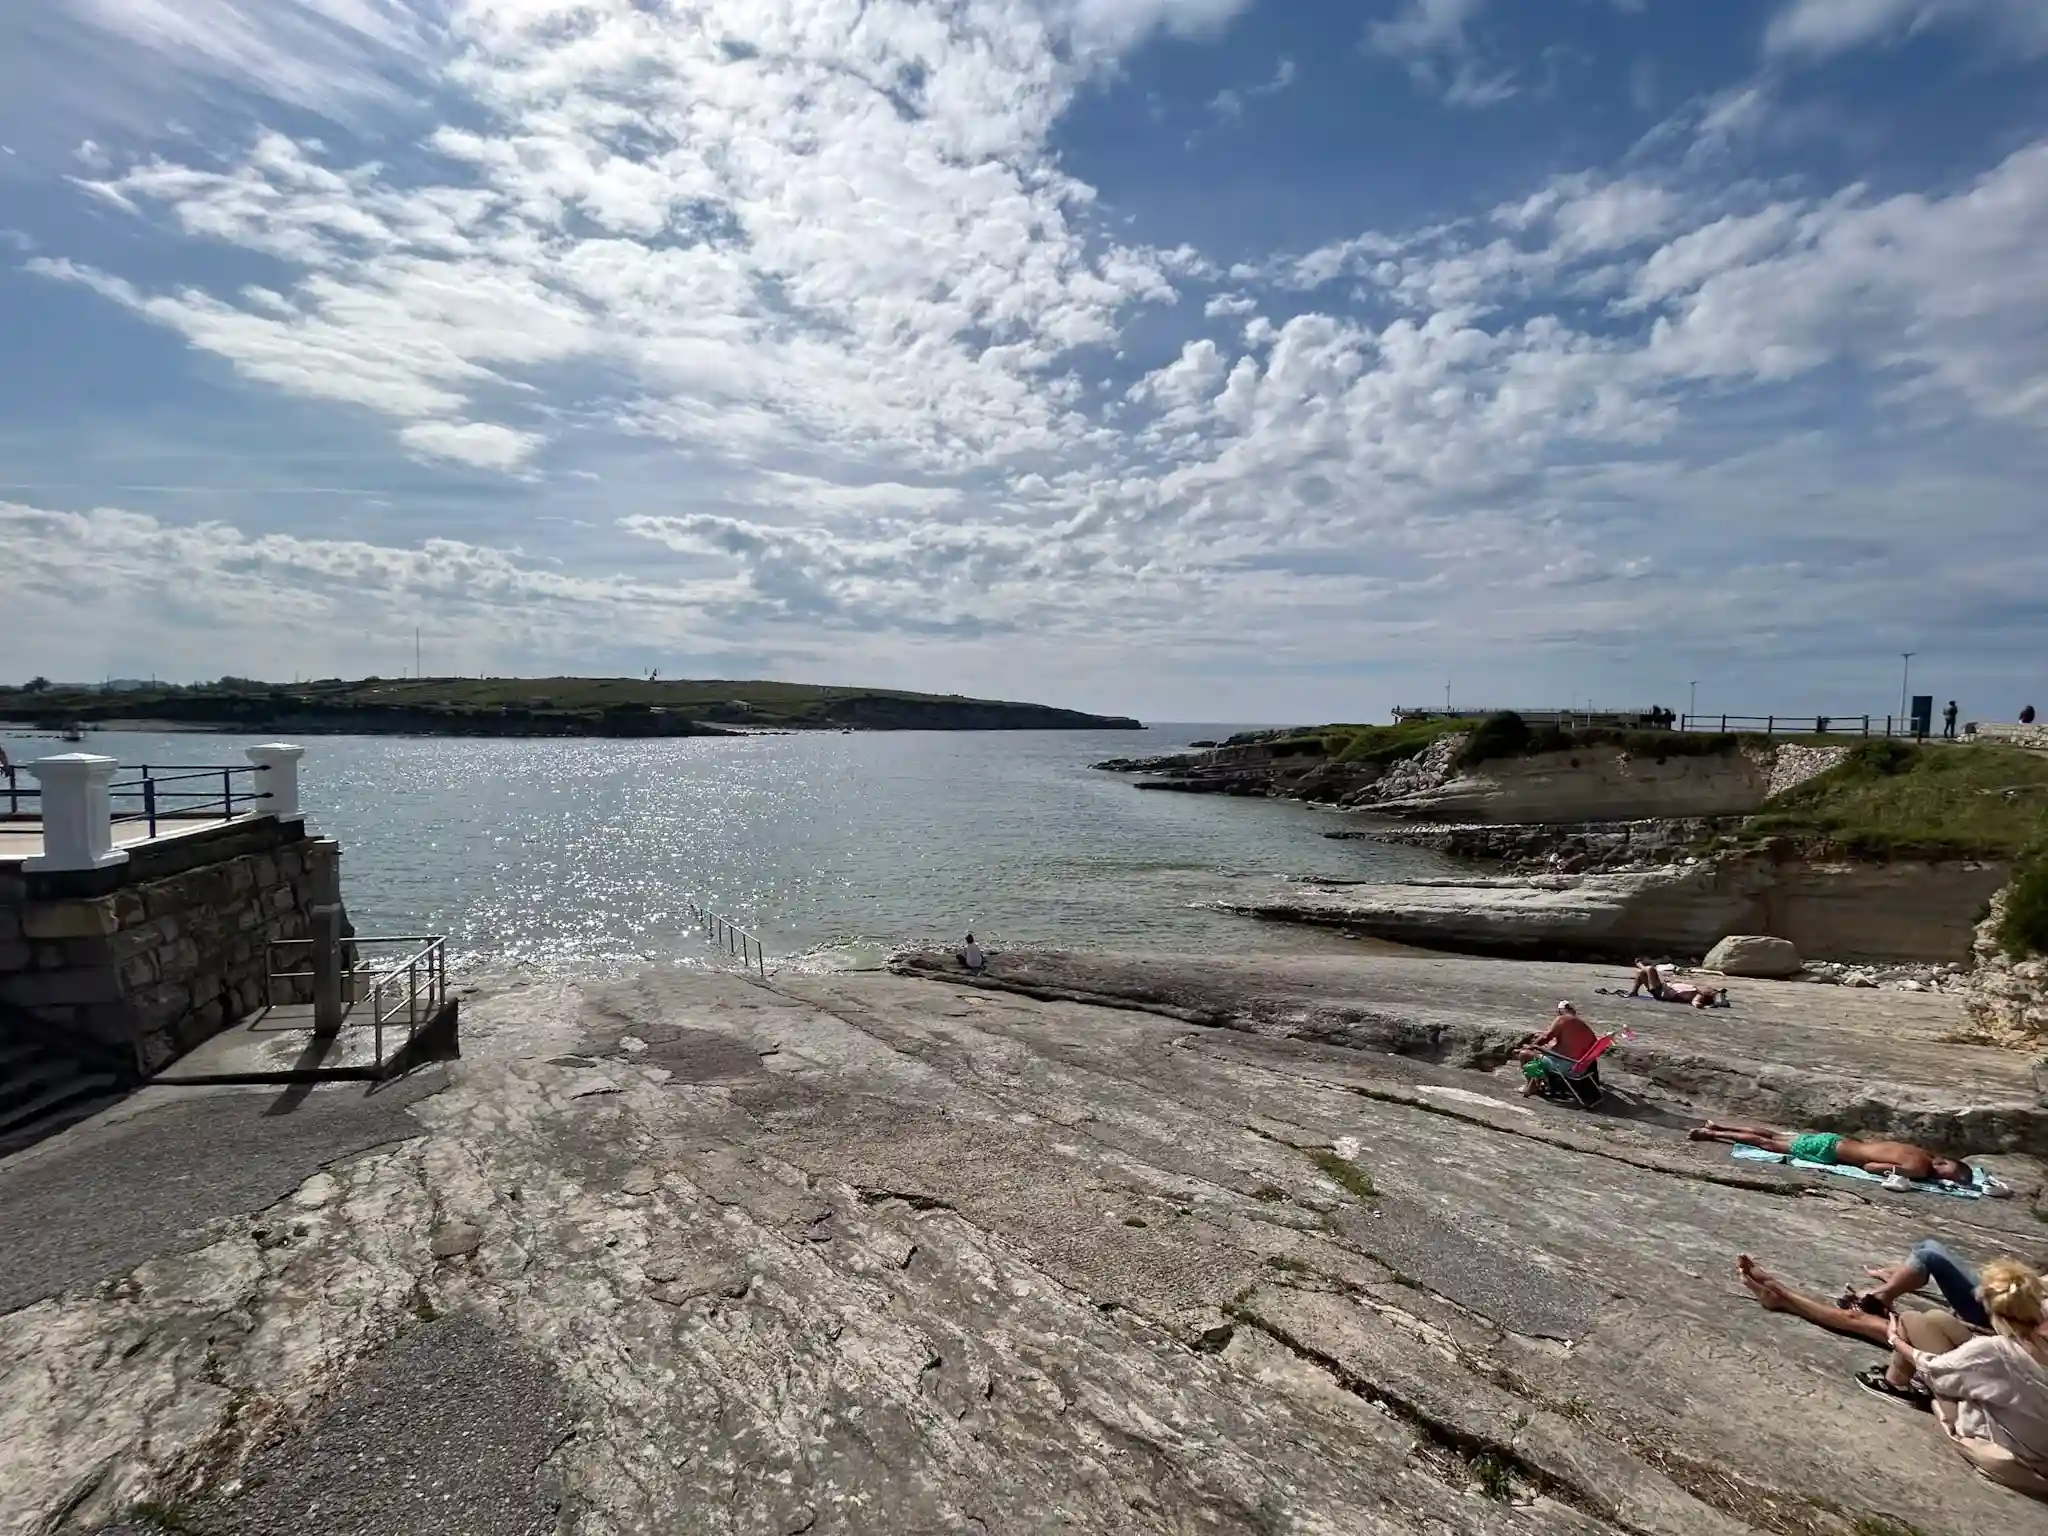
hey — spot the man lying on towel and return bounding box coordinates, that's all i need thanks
[1628,959,1725,1009]
[1688,1121,1973,1184]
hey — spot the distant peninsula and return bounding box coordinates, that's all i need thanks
[0,676,1143,737]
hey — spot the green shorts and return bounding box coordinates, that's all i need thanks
[1788,1132,1843,1165]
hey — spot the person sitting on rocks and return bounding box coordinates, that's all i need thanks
[1843,1239,1993,1330]
[959,933,986,973]
[1690,1122,1973,1184]
[1738,1252,2048,1495]
[1514,1001,1600,1098]
[1627,960,1725,1009]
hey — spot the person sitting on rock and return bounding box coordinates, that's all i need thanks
[959,933,986,973]
[1843,1239,1993,1329]
[1627,959,1724,1009]
[1514,1001,1600,1097]
[1736,1253,2048,1494]
[1689,1122,1973,1184]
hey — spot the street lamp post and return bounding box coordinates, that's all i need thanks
[1689,680,1698,724]
[1900,653,1915,733]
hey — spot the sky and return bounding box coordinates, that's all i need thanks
[2,0,2045,724]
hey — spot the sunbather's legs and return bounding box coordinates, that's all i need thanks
[1689,1125,1794,1152]
[1864,1242,1990,1329]
[1736,1256,1889,1346]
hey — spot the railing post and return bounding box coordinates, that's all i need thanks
[142,767,158,838]
[1863,715,1870,737]
[308,839,344,1039]
[1720,714,1727,732]
[244,743,305,820]
[23,754,128,872]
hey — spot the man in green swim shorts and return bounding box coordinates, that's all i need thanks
[1688,1121,1972,1183]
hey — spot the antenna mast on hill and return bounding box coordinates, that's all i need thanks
[415,627,422,681]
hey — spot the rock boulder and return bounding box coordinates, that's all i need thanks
[1703,934,1803,978]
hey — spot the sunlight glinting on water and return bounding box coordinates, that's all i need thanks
[2,726,1461,977]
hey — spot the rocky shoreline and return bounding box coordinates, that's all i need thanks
[1099,727,2048,1044]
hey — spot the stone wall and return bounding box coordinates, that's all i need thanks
[0,817,352,1076]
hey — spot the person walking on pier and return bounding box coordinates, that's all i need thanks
[1944,700,1960,740]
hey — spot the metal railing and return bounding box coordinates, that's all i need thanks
[1678,714,1933,738]
[686,899,769,980]
[0,763,269,830]
[113,764,271,835]
[265,934,449,1068]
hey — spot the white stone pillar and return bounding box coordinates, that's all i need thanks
[25,753,128,872]
[245,743,305,820]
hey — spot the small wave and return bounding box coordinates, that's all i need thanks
[776,937,895,974]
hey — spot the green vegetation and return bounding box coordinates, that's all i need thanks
[1322,717,1474,767]
[1307,1149,1377,1201]
[1455,710,1744,769]
[1850,1515,1930,1536]
[122,1502,207,1534]
[1744,739,2048,861]
[0,675,1140,736]
[1466,1452,1515,1502]
[1999,859,2048,958]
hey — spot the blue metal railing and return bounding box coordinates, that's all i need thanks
[0,763,269,834]
[113,765,271,836]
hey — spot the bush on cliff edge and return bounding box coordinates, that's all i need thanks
[2001,862,2048,959]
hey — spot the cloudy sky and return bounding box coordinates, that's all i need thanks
[3,0,2044,723]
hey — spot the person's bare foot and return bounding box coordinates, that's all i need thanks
[1737,1255,1792,1313]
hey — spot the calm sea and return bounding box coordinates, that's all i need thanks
[1,724,1457,974]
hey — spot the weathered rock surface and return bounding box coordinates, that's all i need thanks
[1224,855,2009,967]
[1963,887,2048,1047]
[1338,815,1729,873]
[1704,935,1803,978]
[1098,732,1468,809]
[1373,744,1776,824]
[892,947,2048,1154]
[4,962,2045,1536]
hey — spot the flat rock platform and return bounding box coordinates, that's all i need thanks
[1,954,2043,1535]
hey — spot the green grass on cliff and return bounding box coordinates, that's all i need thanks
[1744,739,2048,862]
[1999,860,2048,958]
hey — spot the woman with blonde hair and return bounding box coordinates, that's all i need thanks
[1887,1257,2048,1496]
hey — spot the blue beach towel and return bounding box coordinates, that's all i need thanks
[1730,1144,1991,1198]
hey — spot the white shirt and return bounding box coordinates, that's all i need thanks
[1921,1334,2048,1468]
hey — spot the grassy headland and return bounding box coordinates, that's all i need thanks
[1743,738,2048,862]
[0,676,1143,736]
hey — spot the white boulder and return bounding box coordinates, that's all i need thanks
[1703,934,1804,979]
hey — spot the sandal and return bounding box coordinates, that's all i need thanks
[1837,1287,1892,1318]
[1855,1365,1931,1412]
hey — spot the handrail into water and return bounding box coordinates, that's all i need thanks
[265,933,449,1068]
[685,899,769,980]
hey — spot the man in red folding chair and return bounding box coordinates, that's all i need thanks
[1515,1001,1622,1105]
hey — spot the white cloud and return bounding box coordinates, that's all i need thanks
[1364,0,1515,108]
[1764,0,2048,61]
[58,0,441,120]
[12,0,2048,708]
[399,419,544,472]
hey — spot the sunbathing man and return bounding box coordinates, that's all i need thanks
[1628,959,1724,1009]
[1689,1121,1973,1184]
[1513,1001,1600,1098]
